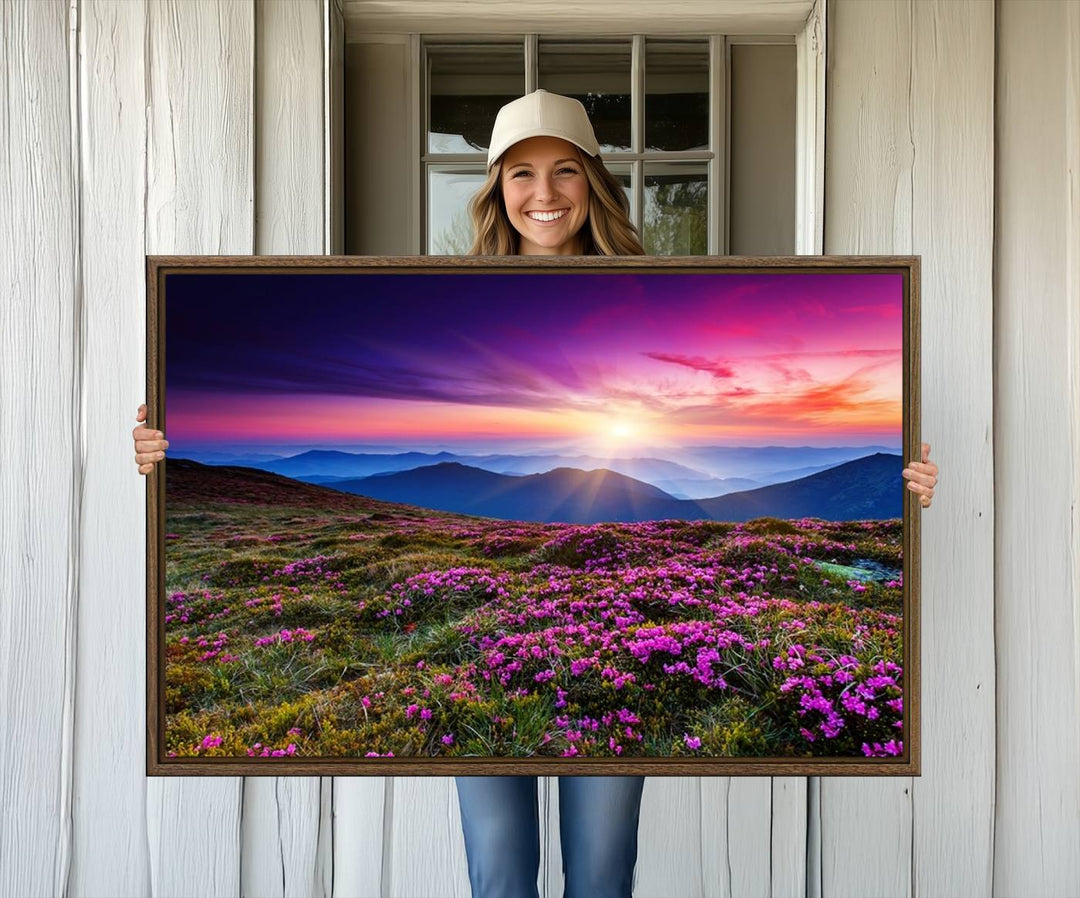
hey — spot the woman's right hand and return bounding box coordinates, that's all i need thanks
[133,403,169,475]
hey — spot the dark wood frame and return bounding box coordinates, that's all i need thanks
[146,254,921,776]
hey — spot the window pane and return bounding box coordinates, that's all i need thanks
[645,40,709,152]
[643,163,707,255]
[538,40,631,153]
[604,162,634,222]
[428,167,487,254]
[428,44,524,154]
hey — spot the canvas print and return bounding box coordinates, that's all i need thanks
[149,258,918,774]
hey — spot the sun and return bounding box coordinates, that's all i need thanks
[583,412,653,454]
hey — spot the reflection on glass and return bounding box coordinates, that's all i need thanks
[538,41,632,153]
[604,164,634,221]
[428,168,487,254]
[643,163,707,255]
[645,40,709,152]
[428,44,524,153]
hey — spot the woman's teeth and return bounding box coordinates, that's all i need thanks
[527,209,567,222]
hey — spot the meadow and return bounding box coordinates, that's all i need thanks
[163,465,904,761]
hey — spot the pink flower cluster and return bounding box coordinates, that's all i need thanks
[247,742,298,757]
[550,707,646,756]
[779,655,903,743]
[861,739,903,757]
[370,566,513,619]
[194,631,231,662]
[269,554,347,595]
[164,589,230,626]
[253,627,316,647]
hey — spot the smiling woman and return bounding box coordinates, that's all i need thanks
[130,87,938,898]
[466,89,644,257]
[456,88,649,898]
[500,138,591,254]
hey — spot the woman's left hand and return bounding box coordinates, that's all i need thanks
[902,442,938,508]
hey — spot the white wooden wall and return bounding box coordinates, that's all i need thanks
[994,0,1080,892]
[1,1,1077,896]
[824,1,996,894]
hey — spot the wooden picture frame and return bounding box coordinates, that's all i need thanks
[146,255,920,776]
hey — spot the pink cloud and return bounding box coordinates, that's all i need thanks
[718,386,758,398]
[768,362,813,384]
[643,352,736,379]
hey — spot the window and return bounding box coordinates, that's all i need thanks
[422,35,795,257]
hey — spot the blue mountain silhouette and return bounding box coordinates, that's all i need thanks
[330,453,904,523]
[331,463,686,524]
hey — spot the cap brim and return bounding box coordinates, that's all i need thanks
[487,131,599,168]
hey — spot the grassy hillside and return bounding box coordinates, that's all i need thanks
[163,460,905,760]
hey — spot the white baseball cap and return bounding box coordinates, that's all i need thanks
[486,89,601,169]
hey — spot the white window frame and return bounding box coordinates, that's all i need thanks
[400,0,825,256]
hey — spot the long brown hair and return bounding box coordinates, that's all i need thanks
[467,149,645,256]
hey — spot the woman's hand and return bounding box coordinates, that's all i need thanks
[133,403,169,475]
[902,442,938,508]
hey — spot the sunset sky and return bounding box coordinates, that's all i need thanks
[165,270,904,454]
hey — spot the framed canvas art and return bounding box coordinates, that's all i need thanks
[145,255,920,776]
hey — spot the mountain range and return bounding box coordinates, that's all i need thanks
[323,452,904,523]
[234,445,898,500]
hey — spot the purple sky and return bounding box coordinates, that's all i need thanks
[165,270,904,453]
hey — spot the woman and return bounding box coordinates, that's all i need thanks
[450,90,649,898]
[132,90,940,898]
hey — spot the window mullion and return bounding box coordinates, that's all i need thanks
[709,34,726,256]
[420,39,430,253]
[722,37,732,255]
[631,34,645,236]
[525,34,537,93]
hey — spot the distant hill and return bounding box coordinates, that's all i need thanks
[331,462,697,524]
[747,462,844,486]
[241,445,899,493]
[165,458,401,513]
[252,448,726,490]
[651,475,760,499]
[256,449,456,478]
[693,452,904,521]
[299,465,756,500]
[473,453,714,485]
[168,451,904,523]
[331,453,904,523]
[677,444,900,480]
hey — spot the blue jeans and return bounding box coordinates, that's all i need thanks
[454,775,646,898]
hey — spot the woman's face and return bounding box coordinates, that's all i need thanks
[499,136,590,255]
